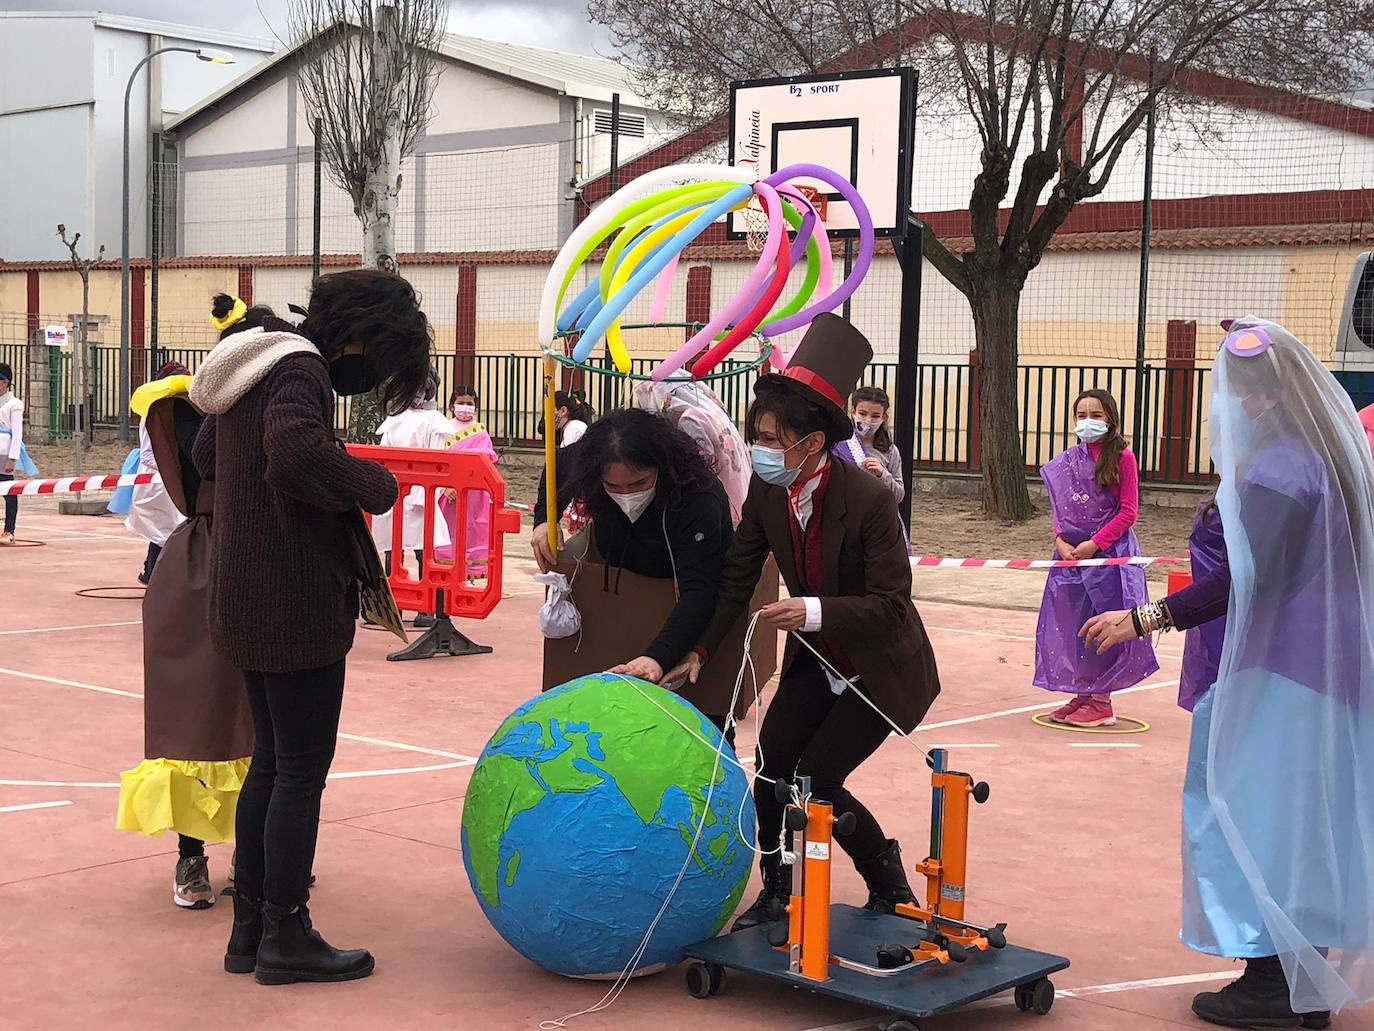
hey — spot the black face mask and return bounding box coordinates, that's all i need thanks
[329,353,378,396]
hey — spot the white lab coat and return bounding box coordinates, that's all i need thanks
[125,422,183,546]
[370,407,453,553]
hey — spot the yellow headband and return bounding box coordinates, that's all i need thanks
[210,297,248,332]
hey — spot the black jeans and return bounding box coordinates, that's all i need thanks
[754,652,892,863]
[234,660,346,907]
[141,542,162,583]
[1,473,15,533]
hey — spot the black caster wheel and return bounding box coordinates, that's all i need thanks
[945,940,969,963]
[883,1021,921,1031]
[1015,978,1055,1015]
[685,961,712,999]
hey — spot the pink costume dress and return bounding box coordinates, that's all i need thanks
[435,420,497,576]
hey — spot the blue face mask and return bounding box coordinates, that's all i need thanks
[751,441,805,487]
[1075,418,1109,443]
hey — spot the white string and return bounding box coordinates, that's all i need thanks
[538,675,732,1030]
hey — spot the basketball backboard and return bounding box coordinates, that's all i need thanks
[727,67,916,239]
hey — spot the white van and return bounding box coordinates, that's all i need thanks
[1336,251,1374,372]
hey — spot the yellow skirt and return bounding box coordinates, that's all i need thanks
[115,757,250,843]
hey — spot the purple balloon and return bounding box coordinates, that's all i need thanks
[760,163,875,338]
[727,187,820,327]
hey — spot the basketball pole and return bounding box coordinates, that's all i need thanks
[893,215,923,533]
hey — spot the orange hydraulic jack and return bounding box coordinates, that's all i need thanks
[684,751,1068,1029]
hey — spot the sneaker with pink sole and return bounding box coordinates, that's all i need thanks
[1048,697,1087,723]
[1065,698,1117,728]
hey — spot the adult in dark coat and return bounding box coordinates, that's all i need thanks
[670,314,941,931]
[531,408,776,731]
[190,271,430,986]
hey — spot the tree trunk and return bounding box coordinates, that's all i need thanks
[359,146,401,275]
[969,272,1033,521]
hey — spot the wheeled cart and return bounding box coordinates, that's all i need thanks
[683,750,1070,1030]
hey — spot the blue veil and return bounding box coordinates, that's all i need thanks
[1205,317,1374,1012]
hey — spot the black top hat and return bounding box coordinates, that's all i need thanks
[754,313,873,445]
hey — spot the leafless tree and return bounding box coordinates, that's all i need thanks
[56,224,104,477]
[290,0,443,438]
[591,0,1374,518]
[289,0,444,274]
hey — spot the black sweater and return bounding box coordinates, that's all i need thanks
[193,353,397,673]
[535,458,732,670]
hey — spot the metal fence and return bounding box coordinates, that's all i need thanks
[12,341,1372,484]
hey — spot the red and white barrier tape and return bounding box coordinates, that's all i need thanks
[911,554,1186,569]
[0,472,161,497]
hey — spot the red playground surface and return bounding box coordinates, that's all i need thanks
[4,510,1371,1031]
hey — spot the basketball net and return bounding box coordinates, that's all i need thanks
[743,184,828,254]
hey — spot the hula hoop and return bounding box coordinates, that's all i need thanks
[1030,712,1151,735]
[2,538,47,548]
[75,586,147,600]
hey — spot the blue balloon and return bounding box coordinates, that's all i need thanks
[572,184,754,364]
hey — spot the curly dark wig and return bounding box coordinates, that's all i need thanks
[297,270,433,416]
[565,408,716,525]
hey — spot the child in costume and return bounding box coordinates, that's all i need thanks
[832,385,911,554]
[371,368,452,625]
[436,385,497,579]
[669,314,942,931]
[127,361,190,583]
[1084,318,1374,1028]
[1033,388,1157,727]
[0,362,39,545]
[116,331,252,909]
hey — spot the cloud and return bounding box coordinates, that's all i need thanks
[0,0,610,55]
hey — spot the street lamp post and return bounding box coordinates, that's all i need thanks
[120,46,234,442]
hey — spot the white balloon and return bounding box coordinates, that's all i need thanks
[538,163,758,353]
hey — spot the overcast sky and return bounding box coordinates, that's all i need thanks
[0,0,611,55]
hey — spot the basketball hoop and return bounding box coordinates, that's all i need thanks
[744,184,829,253]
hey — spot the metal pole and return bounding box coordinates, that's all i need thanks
[1132,59,1157,458]
[312,117,323,280]
[150,135,160,362]
[71,314,84,480]
[893,216,924,533]
[842,239,854,319]
[121,46,202,443]
[602,92,622,415]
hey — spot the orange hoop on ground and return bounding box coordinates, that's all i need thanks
[3,538,47,548]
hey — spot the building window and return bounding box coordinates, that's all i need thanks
[592,109,646,138]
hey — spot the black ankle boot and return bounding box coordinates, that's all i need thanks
[1191,956,1331,1029]
[856,839,916,914]
[732,855,792,932]
[254,901,374,985]
[223,888,262,974]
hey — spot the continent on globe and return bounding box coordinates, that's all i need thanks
[461,673,756,979]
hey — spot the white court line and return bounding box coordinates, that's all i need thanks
[801,969,1236,1030]
[927,622,1183,662]
[911,679,1179,734]
[0,667,477,765]
[0,621,142,637]
[0,800,74,814]
[924,743,1000,749]
[1068,742,1142,748]
[336,732,477,762]
[0,760,473,788]
[0,779,119,788]
[0,666,143,698]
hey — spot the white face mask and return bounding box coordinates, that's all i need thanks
[854,418,881,437]
[608,485,656,523]
[1075,418,1109,443]
[453,403,476,423]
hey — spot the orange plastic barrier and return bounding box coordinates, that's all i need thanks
[1167,569,1193,595]
[347,444,522,621]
